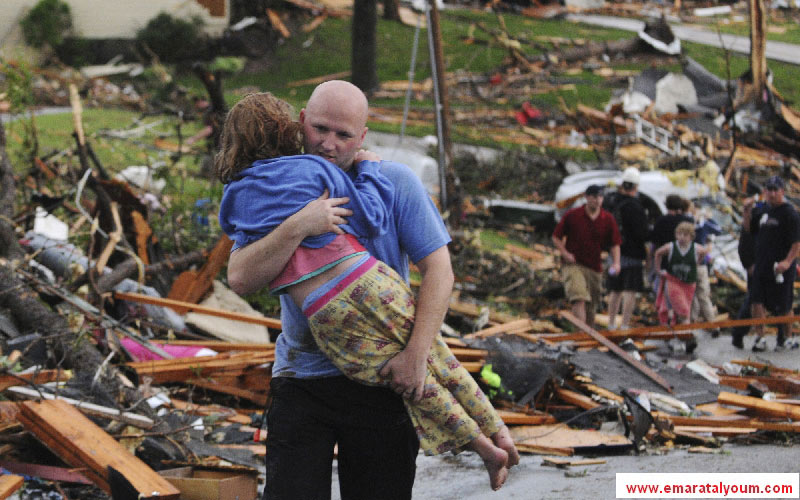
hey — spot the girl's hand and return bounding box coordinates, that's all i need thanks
[355,149,381,163]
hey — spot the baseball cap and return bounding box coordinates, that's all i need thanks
[765,175,785,190]
[585,184,603,196]
[621,167,640,185]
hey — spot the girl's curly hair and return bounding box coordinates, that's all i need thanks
[215,92,303,184]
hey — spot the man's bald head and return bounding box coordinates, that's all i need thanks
[306,80,369,128]
[300,80,370,170]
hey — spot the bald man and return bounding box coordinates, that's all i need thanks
[227,81,453,499]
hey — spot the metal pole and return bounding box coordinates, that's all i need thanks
[426,0,447,210]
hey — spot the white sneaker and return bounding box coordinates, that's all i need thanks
[752,337,767,352]
[778,338,800,350]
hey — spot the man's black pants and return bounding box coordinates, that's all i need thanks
[263,376,419,500]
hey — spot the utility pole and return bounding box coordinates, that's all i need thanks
[426,0,462,226]
[748,0,767,97]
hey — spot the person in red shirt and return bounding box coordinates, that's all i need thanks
[552,184,622,329]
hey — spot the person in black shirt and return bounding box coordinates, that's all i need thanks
[744,176,800,351]
[607,167,649,330]
[731,197,763,349]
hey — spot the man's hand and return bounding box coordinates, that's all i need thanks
[562,251,576,264]
[609,262,621,276]
[379,348,427,403]
[290,189,352,236]
[775,259,792,274]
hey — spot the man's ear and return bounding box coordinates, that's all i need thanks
[299,109,306,124]
[358,126,368,146]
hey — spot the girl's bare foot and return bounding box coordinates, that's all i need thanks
[492,425,520,467]
[469,435,509,491]
[484,448,509,491]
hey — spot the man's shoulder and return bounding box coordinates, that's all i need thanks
[376,160,416,179]
[598,208,617,221]
[564,206,585,218]
[378,161,434,205]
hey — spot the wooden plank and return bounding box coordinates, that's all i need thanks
[542,457,606,467]
[286,70,351,88]
[464,318,536,339]
[541,329,695,343]
[166,235,233,313]
[717,391,800,420]
[266,8,291,38]
[168,399,253,425]
[0,475,24,499]
[515,443,573,456]
[448,300,523,324]
[554,387,601,410]
[718,375,800,394]
[600,314,800,339]
[161,340,273,352]
[0,369,72,391]
[729,360,800,376]
[460,361,484,373]
[18,400,179,498]
[7,386,154,429]
[496,410,558,426]
[125,352,274,384]
[580,384,624,403]
[560,310,672,393]
[0,461,92,484]
[114,291,282,329]
[510,424,631,451]
[448,346,489,361]
[504,244,557,270]
[673,425,757,436]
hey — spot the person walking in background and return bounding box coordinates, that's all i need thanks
[552,184,621,330]
[649,194,693,292]
[607,167,649,330]
[688,202,722,334]
[731,192,764,349]
[653,222,710,326]
[744,175,800,352]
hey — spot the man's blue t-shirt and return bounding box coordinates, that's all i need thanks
[271,160,451,378]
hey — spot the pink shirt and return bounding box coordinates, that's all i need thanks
[269,234,368,293]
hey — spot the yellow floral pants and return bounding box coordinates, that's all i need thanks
[304,257,503,455]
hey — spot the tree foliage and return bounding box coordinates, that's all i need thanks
[20,0,73,49]
[136,13,207,63]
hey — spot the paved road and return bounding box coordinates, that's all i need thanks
[569,14,800,65]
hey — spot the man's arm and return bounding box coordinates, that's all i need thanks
[379,246,453,402]
[776,241,800,274]
[610,244,621,275]
[227,192,352,295]
[551,234,576,264]
[742,197,755,234]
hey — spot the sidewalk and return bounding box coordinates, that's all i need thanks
[568,14,800,65]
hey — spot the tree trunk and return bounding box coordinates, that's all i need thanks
[0,120,24,261]
[383,0,401,21]
[352,0,379,94]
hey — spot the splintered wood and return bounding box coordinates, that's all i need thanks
[18,400,180,499]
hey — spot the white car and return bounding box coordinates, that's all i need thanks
[554,168,725,218]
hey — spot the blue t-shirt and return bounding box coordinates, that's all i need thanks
[271,160,451,378]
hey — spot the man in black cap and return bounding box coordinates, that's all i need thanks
[743,175,800,351]
[552,184,621,329]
